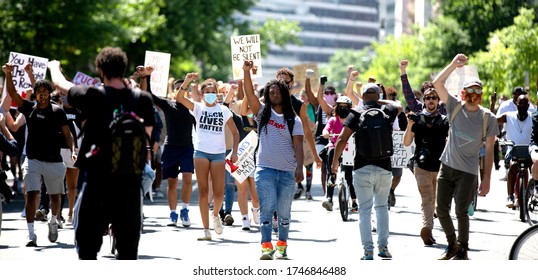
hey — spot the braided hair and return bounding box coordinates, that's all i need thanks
[258,79,296,136]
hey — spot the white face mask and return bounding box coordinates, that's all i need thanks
[204,93,217,104]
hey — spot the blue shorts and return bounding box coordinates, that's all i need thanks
[193,150,226,163]
[161,145,194,179]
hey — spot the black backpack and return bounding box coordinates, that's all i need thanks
[109,89,148,176]
[357,105,393,160]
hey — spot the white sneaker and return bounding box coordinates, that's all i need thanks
[212,214,223,235]
[252,208,260,225]
[322,199,333,211]
[48,220,59,242]
[197,229,212,241]
[242,217,251,231]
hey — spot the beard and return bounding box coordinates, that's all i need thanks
[465,93,481,106]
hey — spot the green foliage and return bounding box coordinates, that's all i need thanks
[319,48,372,92]
[257,18,302,55]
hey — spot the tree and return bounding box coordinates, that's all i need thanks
[318,48,373,92]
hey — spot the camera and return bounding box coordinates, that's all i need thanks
[417,148,430,164]
[408,114,420,122]
[320,75,327,85]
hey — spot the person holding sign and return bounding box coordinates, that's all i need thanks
[432,54,498,260]
[243,60,304,260]
[3,63,74,247]
[175,73,239,241]
[402,87,449,246]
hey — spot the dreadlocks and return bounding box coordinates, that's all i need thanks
[258,79,296,135]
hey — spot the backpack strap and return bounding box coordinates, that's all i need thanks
[449,101,465,123]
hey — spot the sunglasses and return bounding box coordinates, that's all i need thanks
[465,88,483,94]
[324,91,336,95]
[337,105,350,110]
[424,96,438,100]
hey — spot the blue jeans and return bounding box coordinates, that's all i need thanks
[255,166,295,243]
[353,165,392,253]
[224,167,236,214]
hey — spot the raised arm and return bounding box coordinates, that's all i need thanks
[316,84,332,116]
[400,60,421,113]
[432,54,468,104]
[3,64,23,108]
[345,71,360,106]
[48,60,74,94]
[242,60,261,115]
[304,69,319,108]
[24,63,36,88]
[175,73,197,111]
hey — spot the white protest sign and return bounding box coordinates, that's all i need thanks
[230,34,262,80]
[342,133,356,167]
[444,65,479,100]
[144,51,171,97]
[391,131,414,168]
[72,72,101,87]
[225,130,258,184]
[6,52,48,95]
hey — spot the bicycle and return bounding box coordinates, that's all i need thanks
[509,223,538,259]
[337,134,355,221]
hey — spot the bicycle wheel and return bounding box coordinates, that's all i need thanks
[525,180,538,226]
[519,178,527,223]
[509,224,538,259]
[338,183,349,222]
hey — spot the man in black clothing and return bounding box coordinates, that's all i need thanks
[49,47,155,259]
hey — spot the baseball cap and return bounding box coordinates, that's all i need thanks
[362,83,380,95]
[462,78,483,89]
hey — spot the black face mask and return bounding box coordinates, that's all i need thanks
[365,100,377,106]
[336,107,350,118]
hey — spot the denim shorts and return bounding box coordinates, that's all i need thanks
[193,150,226,162]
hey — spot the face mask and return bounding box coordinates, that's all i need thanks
[365,100,377,106]
[247,113,254,118]
[336,107,350,118]
[204,93,217,104]
[324,95,336,107]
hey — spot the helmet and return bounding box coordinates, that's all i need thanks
[336,96,352,105]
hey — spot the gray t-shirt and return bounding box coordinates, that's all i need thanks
[255,104,304,172]
[440,94,499,175]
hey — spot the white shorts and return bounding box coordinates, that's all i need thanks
[61,148,79,169]
[22,158,66,194]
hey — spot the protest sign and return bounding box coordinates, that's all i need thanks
[72,72,101,87]
[231,34,262,80]
[444,65,479,99]
[293,63,319,96]
[6,52,48,95]
[225,131,258,184]
[391,131,414,168]
[341,134,356,167]
[144,51,171,97]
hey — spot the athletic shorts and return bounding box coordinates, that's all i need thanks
[392,167,403,177]
[22,159,66,194]
[161,145,194,179]
[61,148,79,169]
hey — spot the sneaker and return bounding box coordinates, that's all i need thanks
[293,188,303,200]
[57,219,64,229]
[322,199,333,211]
[351,201,358,213]
[180,208,191,227]
[378,246,392,259]
[35,209,47,222]
[438,242,458,260]
[506,195,515,208]
[48,220,59,242]
[260,242,274,260]
[67,216,73,225]
[21,209,26,218]
[252,208,260,225]
[274,241,288,260]
[167,211,178,226]
[420,227,435,246]
[224,214,234,226]
[450,247,469,260]
[305,191,312,201]
[197,229,212,241]
[242,217,251,231]
[212,214,223,235]
[389,190,396,207]
[361,251,374,260]
[26,233,37,247]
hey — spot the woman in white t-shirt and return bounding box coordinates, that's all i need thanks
[176,73,239,241]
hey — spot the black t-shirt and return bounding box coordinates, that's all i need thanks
[290,95,303,116]
[68,86,155,171]
[411,113,450,172]
[152,94,194,148]
[61,106,85,149]
[19,100,69,162]
[344,103,398,171]
[315,105,329,146]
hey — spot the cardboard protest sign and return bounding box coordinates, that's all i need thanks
[302,120,317,166]
[391,131,414,168]
[231,34,262,80]
[144,51,171,97]
[225,130,258,184]
[444,65,479,100]
[6,52,48,95]
[341,134,356,167]
[72,72,101,87]
[293,63,319,96]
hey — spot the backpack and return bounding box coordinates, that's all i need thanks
[109,89,148,176]
[357,105,393,160]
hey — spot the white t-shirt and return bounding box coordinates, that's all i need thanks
[190,102,232,154]
[505,111,532,145]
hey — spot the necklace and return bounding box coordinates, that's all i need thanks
[516,113,528,133]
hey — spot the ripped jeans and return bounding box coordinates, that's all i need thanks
[255,166,296,244]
